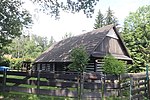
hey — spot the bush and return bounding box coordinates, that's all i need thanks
[9,58,33,70]
[0,56,33,69]
[9,58,23,69]
[24,58,33,62]
[103,55,126,75]
[0,57,10,67]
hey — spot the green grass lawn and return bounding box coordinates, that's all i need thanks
[0,92,75,100]
[0,74,76,100]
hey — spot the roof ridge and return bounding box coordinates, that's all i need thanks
[58,24,115,43]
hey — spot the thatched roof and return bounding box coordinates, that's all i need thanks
[35,24,132,63]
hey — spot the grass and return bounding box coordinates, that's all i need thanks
[0,74,76,100]
[0,92,75,100]
[7,75,25,79]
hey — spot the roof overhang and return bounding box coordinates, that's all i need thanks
[91,52,133,64]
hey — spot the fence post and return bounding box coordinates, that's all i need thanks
[147,79,150,99]
[146,64,149,99]
[37,70,41,94]
[77,72,80,100]
[3,68,7,92]
[118,75,120,96]
[79,72,84,100]
[129,77,133,100]
[118,74,122,98]
[101,72,106,100]
[79,72,81,100]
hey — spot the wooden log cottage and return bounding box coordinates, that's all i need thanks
[33,24,132,72]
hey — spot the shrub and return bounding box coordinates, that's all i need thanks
[9,58,23,69]
[0,56,33,69]
[24,58,33,62]
[103,55,126,75]
[9,58,33,70]
[0,57,10,67]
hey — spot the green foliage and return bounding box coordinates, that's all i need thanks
[105,96,120,100]
[0,92,73,100]
[143,97,149,100]
[24,58,33,62]
[62,32,73,40]
[104,96,127,100]
[68,46,89,72]
[94,10,104,29]
[6,34,55,59]
[103,55,126,75]
[105,7,118,25]
[0,53,3,64]
[32,0,100,18]
[0,0,32,50]
[8,58,33,69]
[122,5,150,72]
[0,57,10,67]
[94,7,118,29]
[9,58,23,69]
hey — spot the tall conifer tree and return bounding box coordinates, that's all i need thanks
[105,7,118,25]
[93,8,118,29]
[94,10,104,29]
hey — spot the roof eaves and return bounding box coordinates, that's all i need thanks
[113,26,131,58]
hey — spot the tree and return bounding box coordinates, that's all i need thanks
[0,0,32,51]
[105,7,118,25]
[94,10,104,29]
[103,55,126,75]
[48,36,56,48]
[32,34,49,51]
[62,32,73,40]
[93,8,118,29]
[6,34,55,59]
[6,35,31,58]
[31,0,100,18]
[122,5,150,72]
[68,46,89,72]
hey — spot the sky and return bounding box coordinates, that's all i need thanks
[23,0,150,41]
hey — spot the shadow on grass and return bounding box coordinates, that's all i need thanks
[0,92,74,100]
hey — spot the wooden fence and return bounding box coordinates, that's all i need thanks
[0,70,79,98]
[129,73,149,100]
[0,70,149,100]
